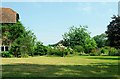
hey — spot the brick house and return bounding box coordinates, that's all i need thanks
[0,8,19,51]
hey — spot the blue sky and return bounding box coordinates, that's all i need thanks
[2,2,117,45]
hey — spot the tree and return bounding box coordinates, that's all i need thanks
[93,33,107,48]
[62,25,97,53]
[106,15,120,48]
[1,21,37,57]
[63,26,90,47]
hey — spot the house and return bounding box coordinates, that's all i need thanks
[0,8,19,51]
[0,8,19,23]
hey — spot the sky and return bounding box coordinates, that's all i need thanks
[2,2,118,45]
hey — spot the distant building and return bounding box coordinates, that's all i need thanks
[0,8,19,51]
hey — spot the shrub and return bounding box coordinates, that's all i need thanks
[54,48,69,57]
[34,42,47,56]
[100,46,119,56]
[73,45,84,53]
[54,49,63,56]
[89,53,96,56]
[46,46,74,57]
[100,47,109,55]
[109,47,117,56]
[103,46,117,56]
[115,49,120,56]
[89,49,101,56]
[17,53,29,58]
[1,51,13,57]
[47,47,55,55]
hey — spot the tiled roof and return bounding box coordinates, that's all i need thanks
[0,8,19,23]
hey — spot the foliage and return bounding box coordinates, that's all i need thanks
[34,41,47,56]
[84,38,97,53]
[73,45,84,53]
[47,47,62,57]
[100,46,119,56]
[116,49,120,56]
[20,53,29,58]
[1,16,120,57]
[93,33,107,48]
[46,45,74,57]
[89,49,101,56]
[100,47,109,55]
[106,15,120,48]
[1,21,37,57]
[2,21,26,46]
[63,26,90,48]
[62,26,97,53]
[109,47,118,56]
[1,51,13,57]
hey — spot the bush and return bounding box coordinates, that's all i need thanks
[21,53,29,58]
[100,46,119,56]
[109,47,117,56]
[46,47,55,55]
[34,42,47,56]
[53,48,68,57]
[1,51,13,57]
[54,49,63,56]
[46,46,74,57]
[89,49,100,56]
[100,47,109,55]
[89,53,96,56]
[73,45,84,53]
[115,49,120,56]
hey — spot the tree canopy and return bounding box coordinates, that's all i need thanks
[106,15,120,48]
[63,26,90,47]
[62,25,97,53]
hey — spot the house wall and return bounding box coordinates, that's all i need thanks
[0,8,19,51]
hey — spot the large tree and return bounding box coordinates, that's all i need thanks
[62,25,97,53]
[63,26,90,47]
[106,15,120,48]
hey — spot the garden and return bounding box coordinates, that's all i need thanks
[0,13,120,78]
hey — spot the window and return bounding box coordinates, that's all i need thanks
[1,46,4,51]
[0,46,9,51]
[5,46,8,51]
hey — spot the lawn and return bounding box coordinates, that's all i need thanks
[1,56,120,78]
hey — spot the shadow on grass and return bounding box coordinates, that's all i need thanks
[2,63,119,79]
[86,57,120,60]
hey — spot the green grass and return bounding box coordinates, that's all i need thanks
[2,56,120,78]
